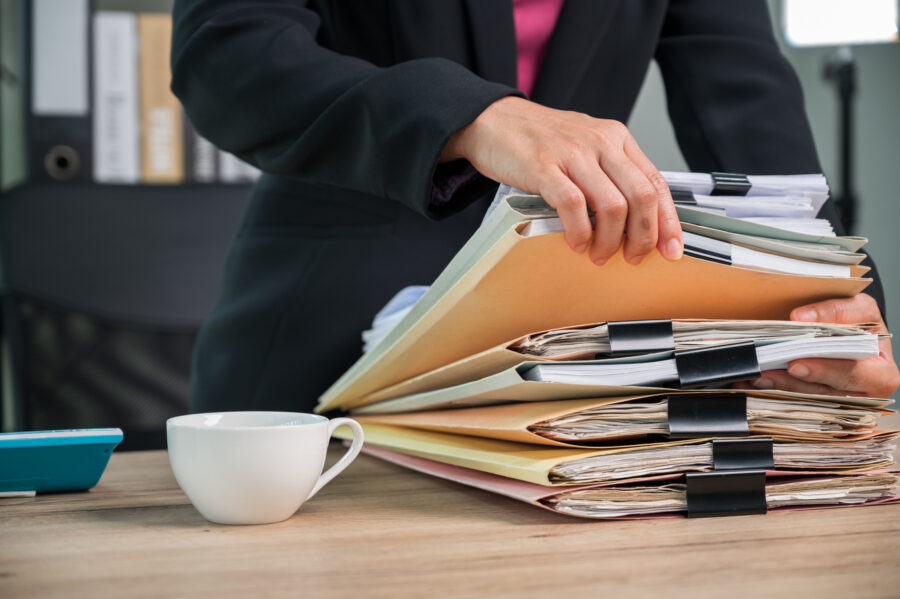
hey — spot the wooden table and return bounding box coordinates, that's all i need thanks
[2,446,899,598]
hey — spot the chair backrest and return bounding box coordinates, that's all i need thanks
[0,182,249,449]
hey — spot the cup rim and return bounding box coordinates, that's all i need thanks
[167,411,328,431]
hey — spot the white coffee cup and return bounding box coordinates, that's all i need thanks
[167,411,364,525]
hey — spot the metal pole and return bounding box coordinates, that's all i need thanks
[824,46,857,233]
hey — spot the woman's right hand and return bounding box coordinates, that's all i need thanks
[441,96,683,266]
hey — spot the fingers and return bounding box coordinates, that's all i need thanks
[791,293,883,329]
[787,357,900,398]
[748,369,841,396]
[538,167,593,253]
[624,137,683,261]
[567,159,627,265]
[597,142,659,264]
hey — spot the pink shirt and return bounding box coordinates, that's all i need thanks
[513,0,566,96]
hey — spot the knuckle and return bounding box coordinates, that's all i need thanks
[564,138,591,158]
[534,153,558,171]
[556,189,584,211]
[647,171,670,194]
[589,128,615,149]
[603,198,628,220]
[603,119,628,135]
[632,183,658,206]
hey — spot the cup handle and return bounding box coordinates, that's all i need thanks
[306,417,365,500]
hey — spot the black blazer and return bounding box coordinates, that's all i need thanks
[171,0,885,414]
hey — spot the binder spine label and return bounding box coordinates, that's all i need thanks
[93,12,140,183]
[685,471,767,517]
[674,342,760,389]
[607,319,674,357]
[710,172,751,196]
[666,393,749,439]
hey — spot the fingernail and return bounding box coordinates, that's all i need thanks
[789,364,810,379]
[575,243,588,254]
[665,238,683,260]
[626,254,645,265]
[794,307,818,322]
[752,378,774,389]
[592,257,607,267]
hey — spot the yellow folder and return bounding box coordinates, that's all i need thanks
[317,197,871,413]
[337,422,896,487]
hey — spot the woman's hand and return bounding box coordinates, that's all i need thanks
[441,97,683,266]
[733,294,900,398]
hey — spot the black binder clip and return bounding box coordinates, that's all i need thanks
[670,190,697,205]
[710,172,751,196]
[685,470,767,518]
[712,438,774,471]
[607,319,675,357]
[674,342,760,389]
[667,393,749,439]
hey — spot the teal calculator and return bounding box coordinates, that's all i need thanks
[0,428,124,494]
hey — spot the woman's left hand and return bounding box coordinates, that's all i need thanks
[733,293,900,398]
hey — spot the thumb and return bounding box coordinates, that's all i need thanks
[791,294,882,326]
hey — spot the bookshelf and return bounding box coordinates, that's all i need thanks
[0,0,252,448]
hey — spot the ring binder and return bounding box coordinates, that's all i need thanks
[710,172,751,196]
[607,319,674,357]
[711,438,774,471]
[666,393,749,439]
[43,145,81,180]
[685,470,768,517]
[674,342,760,389]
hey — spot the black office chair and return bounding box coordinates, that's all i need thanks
[0,181,249,449]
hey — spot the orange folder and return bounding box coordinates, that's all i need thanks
[317,197,871,413]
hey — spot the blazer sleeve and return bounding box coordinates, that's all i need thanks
[654,0,886,320]
[169,0,520,217]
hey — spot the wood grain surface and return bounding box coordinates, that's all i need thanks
[1,446,899,599]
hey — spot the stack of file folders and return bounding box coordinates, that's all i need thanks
[319,171,899,520]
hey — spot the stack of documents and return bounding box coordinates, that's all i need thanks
[362,444,898,520]
[321,172,899,519]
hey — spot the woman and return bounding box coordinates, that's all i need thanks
[171,0,898,413]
